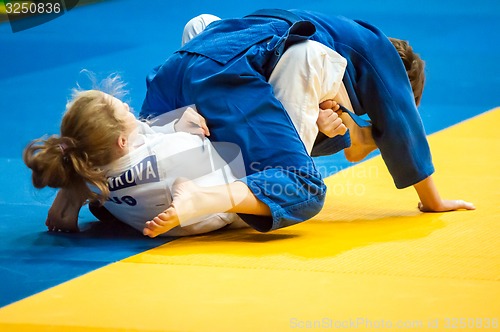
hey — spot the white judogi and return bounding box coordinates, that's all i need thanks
[269,40,353,154]
[95,107,247,237]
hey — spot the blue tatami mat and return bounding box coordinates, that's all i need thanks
[0,0,499,308]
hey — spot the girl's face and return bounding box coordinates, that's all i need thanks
[107,93,139,152]
[109,95,136,132]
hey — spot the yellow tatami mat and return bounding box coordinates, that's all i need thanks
[1,109,499,331]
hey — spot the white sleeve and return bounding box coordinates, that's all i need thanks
[145,105,199,134]
[269,40,347,154]
[151,121,176,134]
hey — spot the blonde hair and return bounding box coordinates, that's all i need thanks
[23,77,128,201]
[389,37,426,106]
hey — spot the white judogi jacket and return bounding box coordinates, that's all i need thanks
[95,107,246,236]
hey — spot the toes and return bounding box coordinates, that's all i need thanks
[143,222,159,238]
[143,208,179,238]
[143,227,157,238]
[155,216,171,227]
[146,220,159,230]
[155,214,168,223]
[144,219,167,238]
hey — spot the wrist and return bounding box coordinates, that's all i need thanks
[424,199,445,212]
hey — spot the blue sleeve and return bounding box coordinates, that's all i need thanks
[363,64,435,188]
[293,10,435,188]
[141,65,165,119]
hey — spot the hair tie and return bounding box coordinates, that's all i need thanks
[59,143,69,163]
[59,143,67,155]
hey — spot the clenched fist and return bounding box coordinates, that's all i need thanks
[317,100,347,137]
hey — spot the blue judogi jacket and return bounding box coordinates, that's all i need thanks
[141,9,434,231]
[291,10,434,189]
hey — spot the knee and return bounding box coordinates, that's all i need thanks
[305,181,327,218]
[291,177,327,221]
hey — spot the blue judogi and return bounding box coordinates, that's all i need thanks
[291,10,434,189]
[140,9,434,232]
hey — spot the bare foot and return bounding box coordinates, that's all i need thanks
[340,113,377,162]
[143,206,180,238]
[46,188,82,232]
[142,176,245,238]
[143,178,199,238]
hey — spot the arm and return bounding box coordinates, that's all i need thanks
[173,106,210,137]
[413,175,475,212]
[46,179,91,232]
[148,105,210,137]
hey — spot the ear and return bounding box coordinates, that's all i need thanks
[117,133,128,150]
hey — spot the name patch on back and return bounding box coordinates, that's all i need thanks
[108,155,160,191]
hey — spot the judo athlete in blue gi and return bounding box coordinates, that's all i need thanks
[140,9,475,238]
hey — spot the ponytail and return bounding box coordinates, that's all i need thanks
[23,136,74,189]
[23,135,109,202]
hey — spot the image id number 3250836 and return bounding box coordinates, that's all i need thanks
[5,1,62,15]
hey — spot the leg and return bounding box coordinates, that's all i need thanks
[333,83,378,161]
[143,179,270,238]
[321,81,378,162]
[340,112,377,162]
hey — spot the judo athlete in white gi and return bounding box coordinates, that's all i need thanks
[93,110,249,236]
[23,89,248,237]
